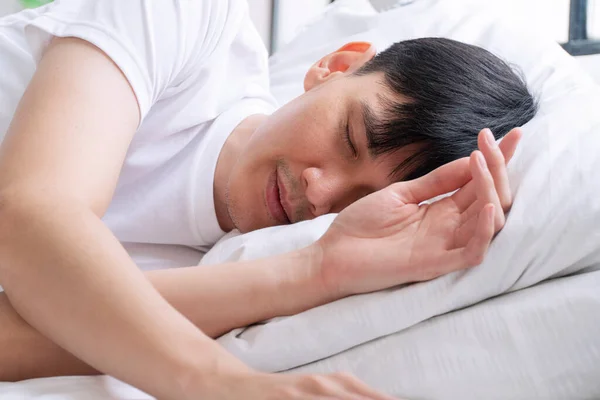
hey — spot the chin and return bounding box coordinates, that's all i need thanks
[235,221,254,234]
[227,204,271,234]
[235,218,271,234]
[227,177,278,234]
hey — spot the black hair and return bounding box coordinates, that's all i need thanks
[354,37,538,181]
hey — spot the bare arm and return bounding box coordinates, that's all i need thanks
[0,132,522,382]
[0,36,402,400]
[0,33,519,400]
[0,247,329,381]
[0,38,249,398]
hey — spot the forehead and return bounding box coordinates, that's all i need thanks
[345,72,390,104]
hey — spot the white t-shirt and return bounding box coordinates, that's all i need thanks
[0,0,278,265]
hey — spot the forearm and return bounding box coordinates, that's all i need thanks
[0,292,97,381]
[0,243,330,381]
[0,200,247,397]
[148,245,329,338]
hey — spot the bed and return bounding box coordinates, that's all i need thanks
[2,0,600,398]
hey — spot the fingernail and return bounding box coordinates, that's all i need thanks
[476,151,487,170]
[484,129,497,148]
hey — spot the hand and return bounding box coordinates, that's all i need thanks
[202,371,398,400]
[316,128,522,296]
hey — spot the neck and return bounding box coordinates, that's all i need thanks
[213,114,267,232]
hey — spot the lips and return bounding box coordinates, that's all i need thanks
[266,168,291,224]
[278,169,294,222]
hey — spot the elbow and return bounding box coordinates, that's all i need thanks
[0,184,107,222]
[0,187,44,233]
[0,185,91,228]
[0,187,100,284]
[0,195,22,288]
[0,188,83,280]
[0,189,37,279]
[0,188,28,240]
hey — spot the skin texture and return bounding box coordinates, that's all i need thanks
[0,128,520,386]
[0,37,520,400]
[214,43,408,233]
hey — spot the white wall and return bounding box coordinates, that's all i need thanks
[247,0,273,50]
[248,0,332,53]
[0,0,277,49]
[4,1,597,45]
[272,0,331,51]
[0,0,21,16]
[589,0,600,37]
[251,0,599,53]
[2,0,599,83]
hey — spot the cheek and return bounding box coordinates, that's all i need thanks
[257,95,339,156]
[277,118,339,163]
[226,163,267,232]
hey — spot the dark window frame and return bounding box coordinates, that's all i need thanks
[562,0,600,56]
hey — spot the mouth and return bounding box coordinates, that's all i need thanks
[266,167,291,224]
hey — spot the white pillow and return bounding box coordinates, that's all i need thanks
[202,0,600,396]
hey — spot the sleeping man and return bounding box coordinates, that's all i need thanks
[0,0,536,399]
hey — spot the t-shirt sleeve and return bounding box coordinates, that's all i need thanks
[23,0,225,122]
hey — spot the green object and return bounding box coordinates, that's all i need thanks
[19,0,53,8]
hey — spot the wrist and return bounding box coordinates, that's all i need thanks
[180,367,267,400]
[168,338,252,400]
[312,234,357,299]
[271,244,337,316]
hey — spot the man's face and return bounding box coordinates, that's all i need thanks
[225,72,415,233]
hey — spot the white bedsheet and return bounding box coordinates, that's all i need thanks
[2,270,599,399]
[287,270,600,399]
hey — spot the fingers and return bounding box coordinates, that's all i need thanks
[478,128,518,211]
[452,127,521,213]
[400,127,521,209]
[334,372,398,400]
[460,203,495,266]
[255,372,397,400]
[479,129,509,209]
[455,147,514,244]
[416,204,495,279]
[442,204,495,273]
[471,150,505,229]
[395,157,470,204]
[498,127,523,164]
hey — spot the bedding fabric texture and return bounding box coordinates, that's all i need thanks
[2,0,600,398]
[207,0,600,398]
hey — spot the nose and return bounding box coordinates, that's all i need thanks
[302,167,351,217]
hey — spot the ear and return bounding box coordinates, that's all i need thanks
[304,42,376,92]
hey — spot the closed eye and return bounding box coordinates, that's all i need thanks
[343,120,358,158]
